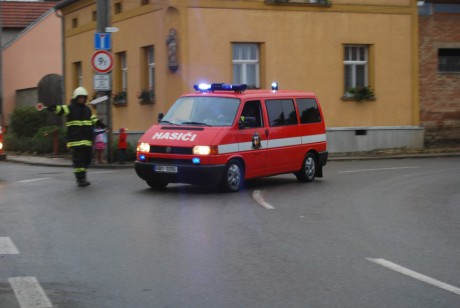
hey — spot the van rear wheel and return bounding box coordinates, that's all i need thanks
[221,159,243,192]
[295,152,317,183]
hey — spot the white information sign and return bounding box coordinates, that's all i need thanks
[93,74,111,91]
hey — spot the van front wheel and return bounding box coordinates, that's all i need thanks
[146,179,168,190]
[221,159,243,192]
[295,152,317,183]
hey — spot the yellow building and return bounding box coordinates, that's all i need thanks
[55,0,423,152]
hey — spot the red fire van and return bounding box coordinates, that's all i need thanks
[135,83,328,192]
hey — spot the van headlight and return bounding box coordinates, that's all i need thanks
[0,142,3,150]
[193,145,218,155]
[137,142,150,153]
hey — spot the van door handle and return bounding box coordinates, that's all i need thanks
[265,129,269,138]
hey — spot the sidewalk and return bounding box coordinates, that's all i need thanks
[3,147,460,168]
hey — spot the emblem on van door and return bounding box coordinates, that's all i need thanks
[252,131,262,150]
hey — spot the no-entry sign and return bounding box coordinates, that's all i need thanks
[91,50,113,73]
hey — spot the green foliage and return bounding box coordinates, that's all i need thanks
[9,106,49,138]
[33,126,67,153]
[4,126,67,154]
[113,91,127,105]
[138,89,154,104]
[347,86,375,102]
[3,133,29,152]
[110,141,136,162]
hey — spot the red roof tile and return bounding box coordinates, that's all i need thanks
[1,1,57,28]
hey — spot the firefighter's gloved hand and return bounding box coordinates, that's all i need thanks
[96,120,106,129]
[47,104,57,112]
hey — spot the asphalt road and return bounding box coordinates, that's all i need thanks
[1,157,459,307]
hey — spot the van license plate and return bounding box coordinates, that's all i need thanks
[155,165,178,173]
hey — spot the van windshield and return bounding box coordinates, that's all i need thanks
[161,96,240,127]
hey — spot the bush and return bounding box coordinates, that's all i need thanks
[4,133,30,152]
[110,141,136,162]
[9,106,49,138]
[4,126,67,154]
[33,126,67,154]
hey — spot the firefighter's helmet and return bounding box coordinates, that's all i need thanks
[72,87,89,99]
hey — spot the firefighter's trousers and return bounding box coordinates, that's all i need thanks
[71,146,92,182]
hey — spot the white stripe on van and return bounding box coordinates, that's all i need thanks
[217,133,326,154]
[267,136,301,148]
[219,143,239,154]
[302,134,327,144]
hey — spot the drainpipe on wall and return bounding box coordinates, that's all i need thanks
[54,8,66,106]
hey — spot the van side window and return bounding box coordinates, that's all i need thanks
[297,98,322,124]
[239,100,263,129]
[266,99,298,127]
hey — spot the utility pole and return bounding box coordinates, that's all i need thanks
[0,1,3,127]
[96,0,112,162]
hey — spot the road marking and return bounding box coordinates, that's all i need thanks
[339,166,419,174]
[89,171,115,174]
[17,178,51,183]
[367,258,460,296]
[0,237,20,254]
[252,190,275,209]
[8,277,53,308]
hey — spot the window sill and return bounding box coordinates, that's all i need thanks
[265,0,331,7]
[139,98,155,105]
[438,71,460,74]
[113,100,127,106]
[341,96,376,102]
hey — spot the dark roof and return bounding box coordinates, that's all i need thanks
[426,0,460,3]
[54,0,78,10]
[1,1,58,28]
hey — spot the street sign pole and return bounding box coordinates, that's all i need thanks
[96,0,113,162]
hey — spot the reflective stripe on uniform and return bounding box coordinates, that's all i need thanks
[90,115,98,124]
[74,167,86,173]
[67,140,93,147]
[66,120,93,127]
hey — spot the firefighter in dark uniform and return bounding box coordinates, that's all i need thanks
[47,87,106,187]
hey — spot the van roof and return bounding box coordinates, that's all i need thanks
[182,89,317,100]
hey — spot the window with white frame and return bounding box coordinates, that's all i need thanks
[147,46,155,92]
[344,45,368,94]
[114,52,127,103]
[73,61,82,88]
[120,52,127,91]
[232,43,260,88]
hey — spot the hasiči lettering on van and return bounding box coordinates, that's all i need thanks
[136,82,328,192]
[151,132,197,141]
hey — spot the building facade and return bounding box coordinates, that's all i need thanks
[56,0,422,152]
[419,0,460,147]
[1,1,59,127]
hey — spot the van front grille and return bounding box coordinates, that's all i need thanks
[150,146,193,155]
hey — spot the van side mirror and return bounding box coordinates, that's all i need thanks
[158,113,164,123]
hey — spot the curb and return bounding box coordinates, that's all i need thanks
[4,152,460,168]
[329,152,460,161]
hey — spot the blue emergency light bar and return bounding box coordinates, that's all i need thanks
[194,83,248,93]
